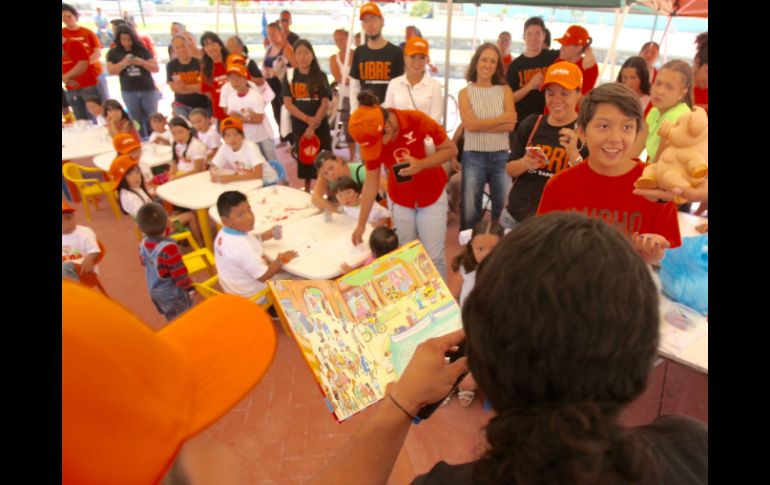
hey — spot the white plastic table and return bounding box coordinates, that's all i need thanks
[678,212,708,238]
[61,125,113,161]
[261,211,374,280]
[208,185,319,233]
[155,171,263,250]
[92,143,173,178]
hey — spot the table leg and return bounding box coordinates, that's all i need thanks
[197,208,214,250]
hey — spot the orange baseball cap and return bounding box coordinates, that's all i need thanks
[226,62,249,79]
[62,281,277,485]
[348,105,385,161]
[220,116,244,134]
[109,154,139,190]
[112,133,141,155]
[226,53,247,66]
[404,37,429,57]
[541,61,583,91]
[556,25,591,46]
[298,134,321,165]
[62,200,75,213]
[360,2,382,19]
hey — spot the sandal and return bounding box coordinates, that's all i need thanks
[457,389,475,407]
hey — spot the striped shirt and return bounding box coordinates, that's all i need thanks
[464,84,510,152]
[140,238,192,290]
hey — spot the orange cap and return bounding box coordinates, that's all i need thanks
[112,133,141,155]
[556,25,591,46]
[226,62,249,79]
[360,2,382,20]
[298,135,321,165]
[62,281,276,485]
[404,37,429,57]
[62,200,75,213]
[109,154,139,190]
[226,53,247,66]
[220,116,244,134]
[348,105,385,161]
[541,61,583,91]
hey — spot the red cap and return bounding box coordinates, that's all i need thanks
[556,25,591,46]
[360,2,382,20]
[298,135,321,165]
[348,105,385,162]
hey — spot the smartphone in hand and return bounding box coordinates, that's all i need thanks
[393,162,413,183]
[525,146,548,163]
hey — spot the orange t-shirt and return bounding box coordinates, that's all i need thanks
[62,27,103,76]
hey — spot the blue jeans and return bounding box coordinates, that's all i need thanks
[62,262,80,282]
[65,85,101,121]
[96,73,110,104]
[461,150,511,230]
[151,285,193,322]
[122,90,159,138]
[390,191,448,280]
[257,138,278,162]
[172,103,195,120]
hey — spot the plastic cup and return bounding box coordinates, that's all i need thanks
[324,210,332,222]
[273,225,283,240]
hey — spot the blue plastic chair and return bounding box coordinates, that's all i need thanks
[266,160,289,186]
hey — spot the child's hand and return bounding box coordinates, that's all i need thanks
[260,229,274,241]
[340,262,353,273]
[631,233,671,265]
[80,259,95,275]
[278,250,298,263]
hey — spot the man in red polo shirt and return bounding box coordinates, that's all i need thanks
[62,3,108,106]
[62,36,99,121]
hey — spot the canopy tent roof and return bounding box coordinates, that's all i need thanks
[634,0,709,18]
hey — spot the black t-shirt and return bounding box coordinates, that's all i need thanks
[281,69,333,117]
[107,46,156,91]
[507,114,589,221]
[412,415,708,485]
[246,58,264,79]
[286,32,300,48]
[506,49,560,120]
[166,57,210,109]
[349,42,405,103]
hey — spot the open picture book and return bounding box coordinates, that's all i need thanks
[268,240,462,422]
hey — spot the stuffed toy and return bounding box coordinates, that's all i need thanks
[635,106,708,204]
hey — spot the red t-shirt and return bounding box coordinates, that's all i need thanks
[693,86,708,113]
[62,27,103,76]
[364,109,449,208]
[536,159,681,248]
[62,38,98,90]
[201,62,228,121]
[502,54,513,74]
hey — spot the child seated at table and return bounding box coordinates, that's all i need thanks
[214,191,298,299]
[62,201,101,283]
[104,99,140,141]
[136,202,194,322]
[340,225,399,273]
[85,97,107,126]
[110,154,203,248]
[189,107,221,163]
[210,117,278,185]
[148,113,172,146]
[330,176,390,227]
[536,83,681,265]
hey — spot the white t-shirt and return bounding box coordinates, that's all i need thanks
[62,225,100,270]
[382,72,444,123]
[119,188,153,218]
[214,228,270,298]
[211,139,278,184]
[174,137,208,173]
[149,130,172,144]
[340,203,391,225]
[197,125,222,155]
[219,78,275,108]
[223,87,274,143]
[458,267,476,307]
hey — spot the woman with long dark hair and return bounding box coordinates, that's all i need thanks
[106,25,159,138]
[317,211,708,484]
[199,31,230,122]
[281,39,331,191]
[617,56,652,115]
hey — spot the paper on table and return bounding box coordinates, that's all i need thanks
[659,298,708,355]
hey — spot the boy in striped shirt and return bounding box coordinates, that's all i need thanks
[137,202,195,322]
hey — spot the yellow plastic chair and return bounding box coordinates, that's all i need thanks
[62,162,122,222]
[194,274,290,335]
[171,231,216,277]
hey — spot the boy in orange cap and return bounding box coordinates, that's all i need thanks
[62,281,278,484]
[210,116,278,184]
[555,25,598,94]
[222,62,278,163]
[62,201,101,283]
[349,2,405,112]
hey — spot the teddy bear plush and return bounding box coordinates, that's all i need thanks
[635,106,708,204]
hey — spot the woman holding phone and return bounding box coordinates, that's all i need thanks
[348,90,457,279]
[503,61,588,227]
